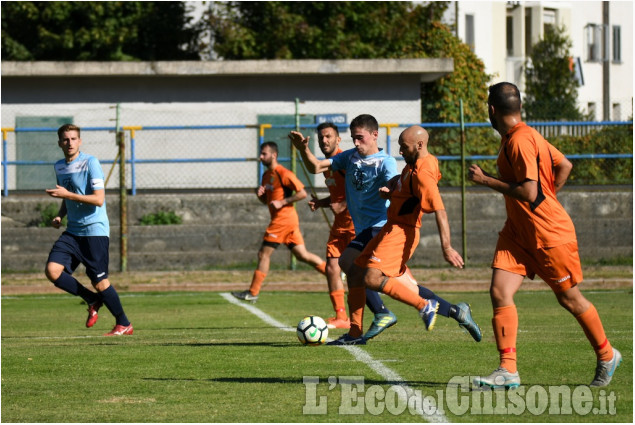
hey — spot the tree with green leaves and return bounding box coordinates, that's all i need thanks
[524,25,583,120]
[1,1,201,61]
[206,2,490,121]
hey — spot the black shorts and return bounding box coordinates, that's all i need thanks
[347,226,383,252]
[47,232,110,283]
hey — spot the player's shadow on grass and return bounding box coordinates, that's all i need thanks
[142,376,446,388]
[142,326,287,331]
[154,341,297,348]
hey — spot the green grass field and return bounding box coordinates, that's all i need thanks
[2,289,632,422]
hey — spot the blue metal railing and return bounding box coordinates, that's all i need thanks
[2,121,632,196]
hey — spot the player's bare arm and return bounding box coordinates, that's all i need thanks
[553,157,573,193]
[308,195,331,212]
[256,185,268,204]
[51,200,67,229]
[434,209,464,269]
[329,199,347,215]
[45,185,105,207]
[270,188,307,210]
[468,164,538,203]
[378,175,400,200]
[288,131,331,174]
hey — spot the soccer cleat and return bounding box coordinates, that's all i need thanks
[326,333,366,345]
[85,300,102,328]
[327,317,351,329]
[455,302,482,342]
[590,348,622,387]
[104,323,134,336]
[473,367,521,389]
[231,290,259,302]
[363,311,398,339]
[419,299,439,330]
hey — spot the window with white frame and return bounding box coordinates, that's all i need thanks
[612,25,622,63]
[465,14,475,52]
[543,9,556,33]
[588,102,597,121]
[585,24,603,62]
[612,103,621,121]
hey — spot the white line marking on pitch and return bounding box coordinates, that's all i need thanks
[220,292,449,423]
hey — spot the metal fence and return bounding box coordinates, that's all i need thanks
[1,120,632,196]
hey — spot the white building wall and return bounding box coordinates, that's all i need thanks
[450,1,633,120]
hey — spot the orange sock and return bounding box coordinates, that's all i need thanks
[329,289,348,320]
[347,287,366,338]
[492,305,518,373]
[576,304,613,362]
[314,261,327,275]
[382,278,426,311]
[248,270,266,296]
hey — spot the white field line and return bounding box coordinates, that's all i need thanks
[220,292,449,423]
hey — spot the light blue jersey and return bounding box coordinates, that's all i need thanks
[54,152,109,237]
[330,148,398,235]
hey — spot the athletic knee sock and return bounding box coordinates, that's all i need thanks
[492,305,518,373]
[99,285,130,326]
[575,304,613,362]
[348,287,366,338]
[53,272,99,305]
[365,289,389,314]
[382,278,427,311]
[417,286,452,317]
[329,289,348,320]
[314,261,327,275]
[248,270,266,296]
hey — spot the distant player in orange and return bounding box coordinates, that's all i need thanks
[469,82,621,388]
[350,125,470,341]
[307,122,355,329]
[231,141,326,302]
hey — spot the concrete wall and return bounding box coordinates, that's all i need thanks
[1,188,632,272]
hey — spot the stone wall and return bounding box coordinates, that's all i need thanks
[1,188,632,272]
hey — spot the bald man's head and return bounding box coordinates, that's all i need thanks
[398,125,429,165]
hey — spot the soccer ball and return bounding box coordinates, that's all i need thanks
[296,315,328,346]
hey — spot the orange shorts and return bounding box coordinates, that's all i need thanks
[354,223,418,277]
[263,221,305,248]
[492,234,583,293]
[326,226,356,258]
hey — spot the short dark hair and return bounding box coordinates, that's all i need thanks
[317,122,339,135]
[57,123,80,140]
[488,82,521,114]
[260,141,278,154]
[349,114,378,133]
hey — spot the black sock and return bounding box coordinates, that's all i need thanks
[365,288,389,314]
[54,272,99,305]
[417,286,452,317]
[99,285,130,326]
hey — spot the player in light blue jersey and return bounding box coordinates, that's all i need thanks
[290,114,402,342]
[44,124,133,336]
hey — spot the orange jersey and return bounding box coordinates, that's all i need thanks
[387,154,445,228]
[323,149,355,233]
[496,122,576,248]
[262,164,304,227]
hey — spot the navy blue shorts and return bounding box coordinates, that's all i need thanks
[47,232,110,283]
[347,226,382,252]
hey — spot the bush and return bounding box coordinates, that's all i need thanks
[36,203,67,228]
[139,211,182,225]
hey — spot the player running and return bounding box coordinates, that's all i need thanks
[45,124,133,336]
[469,82,621,388]
[231,141,327,302]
